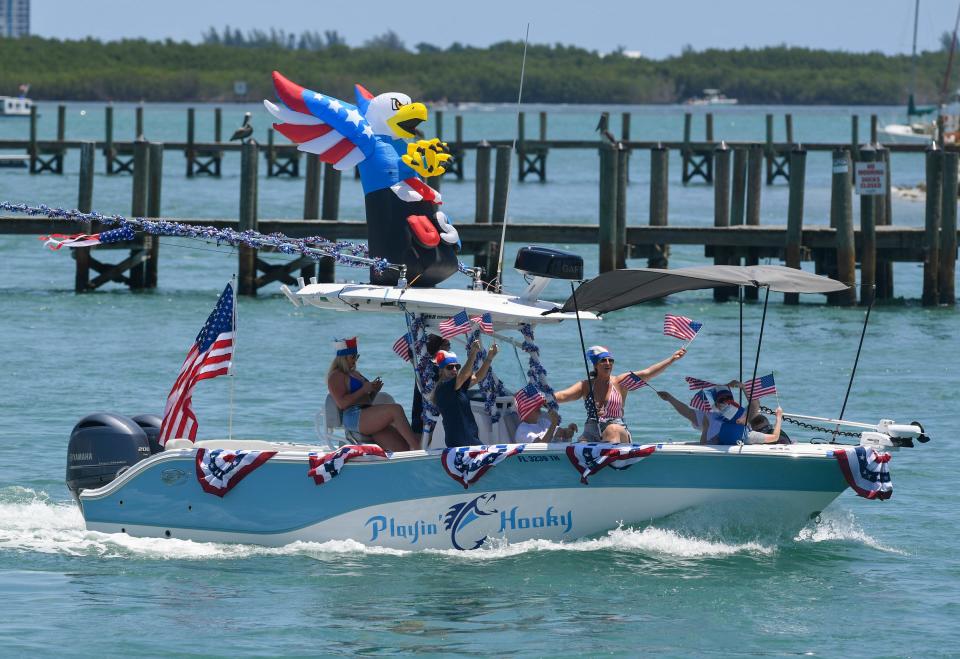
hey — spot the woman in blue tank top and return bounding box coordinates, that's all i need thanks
[327,337,420,452]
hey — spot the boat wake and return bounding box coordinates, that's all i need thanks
[0,488,903,561]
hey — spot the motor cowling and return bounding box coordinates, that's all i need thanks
[131,413,164,454]
[66,412,151,500]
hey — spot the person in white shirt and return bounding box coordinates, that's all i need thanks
[514,403,578,443]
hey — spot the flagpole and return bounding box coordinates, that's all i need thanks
[682,329,701,352]
[745,285,770,415]
[228,275,237,441]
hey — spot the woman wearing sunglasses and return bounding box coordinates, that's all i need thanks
[433,340,499,447]
[327,337,420,452]
[554,345,686,444]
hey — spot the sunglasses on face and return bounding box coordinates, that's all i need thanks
[445,364,461,371]
[598,358,615,364]
[348,354,360,360]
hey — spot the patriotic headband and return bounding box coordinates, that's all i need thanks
[586,345,613,366]
[435,350,459,367]
[333,336,358,356]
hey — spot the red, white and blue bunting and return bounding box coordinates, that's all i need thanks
[441,444,525,489]
[308,444,388,485]
[566,443,656,484]
[833,446,892,500]
[195,448,276,497]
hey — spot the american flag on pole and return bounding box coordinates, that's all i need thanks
[514,383,546,420]
[663,314,702,341]
[40,224,135,250]
[439,310,472,339]
[471,312,494,334]
[621,373,647,391]
[392,333,412,362]
[742,373,777,399]
[685,376,716,390]
[689,390,711,412]
[158,283,235,447]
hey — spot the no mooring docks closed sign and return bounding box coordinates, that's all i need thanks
[854,161,886,195]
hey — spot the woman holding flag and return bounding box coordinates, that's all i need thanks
[554,345,687,444]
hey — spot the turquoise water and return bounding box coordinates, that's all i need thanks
[0,103,957,656]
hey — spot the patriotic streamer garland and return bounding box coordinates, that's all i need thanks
[1,201,473,275]
[407,312,441,436]
[519,323,560,414]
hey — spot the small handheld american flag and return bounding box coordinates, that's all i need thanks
[471,312,494,334]
[159,283,235,447]
[664,314,702,342]
[439,310,472,339]
[621,373,647,391]
[742,373,777,399]
[392,333,412,362]
[514,383,546,420]
[689,390,711,412]
[685,376,716,390]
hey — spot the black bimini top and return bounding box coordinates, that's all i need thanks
[561,265,850,315]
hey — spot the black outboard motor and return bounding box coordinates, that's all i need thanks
[66,412,151,501]
[132,413,164,454]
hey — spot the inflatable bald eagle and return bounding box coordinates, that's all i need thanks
[264,71,459,287]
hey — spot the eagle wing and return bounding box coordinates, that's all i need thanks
[263,71,376,171]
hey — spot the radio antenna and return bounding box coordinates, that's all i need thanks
[493,23,530,292]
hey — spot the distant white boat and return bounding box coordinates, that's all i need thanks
[685,89,738,106]
[878,120,936,145]
[0,95,32,117]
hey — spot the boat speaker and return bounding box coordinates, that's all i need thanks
[65,412,151,500]
[514,246,583,280]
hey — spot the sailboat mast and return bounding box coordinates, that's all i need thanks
[910,0,920,111]
[940,3,960,108]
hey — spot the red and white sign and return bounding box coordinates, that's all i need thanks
[854,161,886,195]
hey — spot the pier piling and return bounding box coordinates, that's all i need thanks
[75,142,95,292]
[301,154,323,282]
[648,144,669,268]
[923,146,943,306]
[940,151,958,305]
[145,142,163,288]
[784,146,807,304]
[129,139,150,290]
[858,145,879,305]
[474,141,494,275]
[830,148,856,305]
[616,145,628,268]
[730,147,747,225]
[598,142,619,273]
[712,142,733,301]
[238,141,259,296]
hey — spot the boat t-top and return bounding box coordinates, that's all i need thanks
[64,249,928,549]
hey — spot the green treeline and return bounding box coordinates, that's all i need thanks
[0,34,955,105]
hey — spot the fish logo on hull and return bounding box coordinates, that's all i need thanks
[443,493,499,550]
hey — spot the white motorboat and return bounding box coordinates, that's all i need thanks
[0,95,32,117]
[65,254,927,549]
[685,89,738,106]
[0,84,32,117]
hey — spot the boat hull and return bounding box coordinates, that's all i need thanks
[79,444,850,550]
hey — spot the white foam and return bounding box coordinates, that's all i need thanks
[0,489,412,560]
[424,525,776,560]
[795,509,907,555]
[0,489,901,560]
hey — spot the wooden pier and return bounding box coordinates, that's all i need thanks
[1,106,957,305]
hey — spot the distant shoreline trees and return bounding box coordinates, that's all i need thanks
[0,32,956,106]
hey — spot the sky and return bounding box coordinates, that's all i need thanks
[29,0,960,59]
